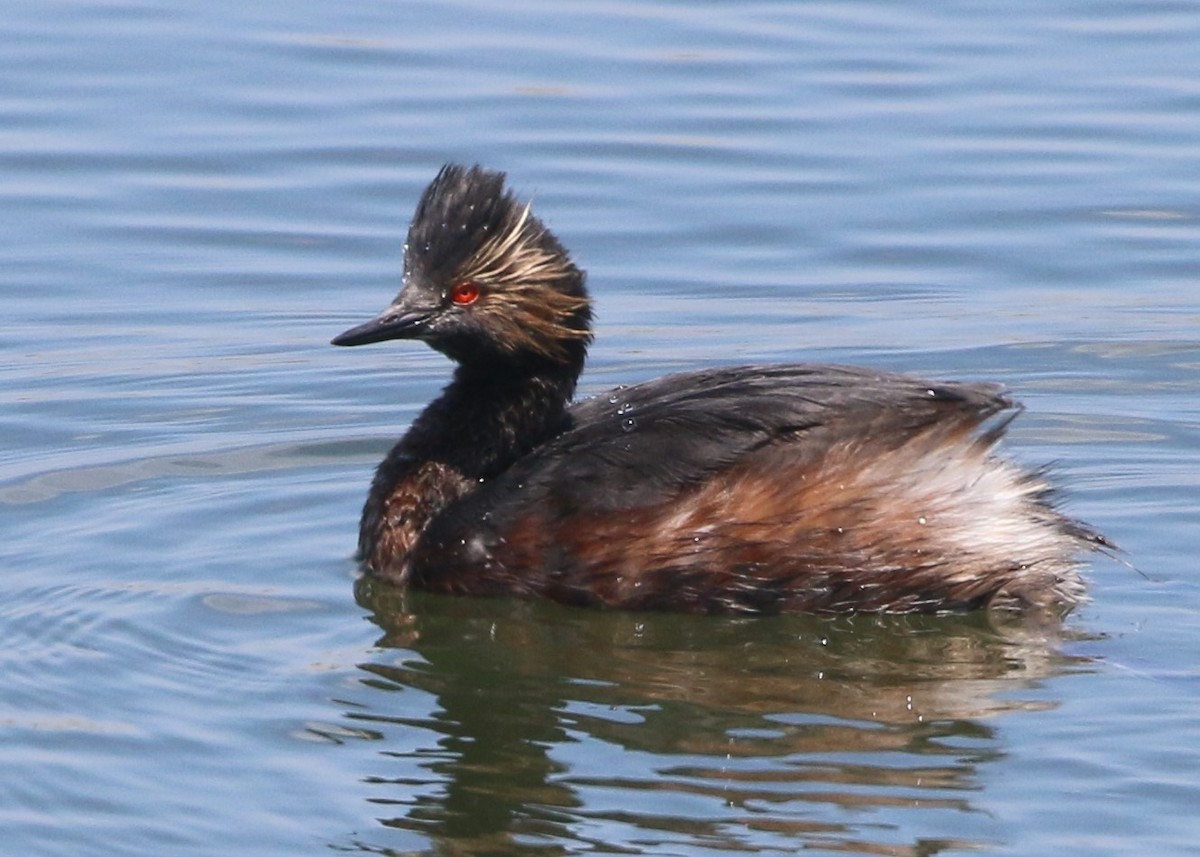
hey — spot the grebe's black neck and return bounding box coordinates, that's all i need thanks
[355,348,583,571]
[407,352,583,479]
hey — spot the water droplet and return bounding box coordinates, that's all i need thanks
[621,417,637,432]
[616,402,633,415]
[608,394,620,404]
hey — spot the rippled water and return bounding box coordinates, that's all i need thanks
[3,1,1199,855]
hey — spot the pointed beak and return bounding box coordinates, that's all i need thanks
[331,290,439,347]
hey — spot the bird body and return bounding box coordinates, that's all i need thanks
[332,164,1105,614]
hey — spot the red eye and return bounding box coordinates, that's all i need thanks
[450,282,480,306]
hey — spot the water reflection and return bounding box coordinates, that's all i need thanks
[345,579,1092,855]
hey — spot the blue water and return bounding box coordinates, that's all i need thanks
[3,1,1199,855]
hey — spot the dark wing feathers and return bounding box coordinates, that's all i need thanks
[425,363,1011,539]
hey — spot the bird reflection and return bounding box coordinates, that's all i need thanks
[340,578,1093,855]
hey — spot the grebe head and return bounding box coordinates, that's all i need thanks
[332,163,592,368]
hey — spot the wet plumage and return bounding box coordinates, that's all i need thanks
[332,164,1107,614]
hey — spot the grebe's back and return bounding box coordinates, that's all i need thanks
[411,363,1099,613]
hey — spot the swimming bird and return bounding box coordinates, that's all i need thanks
[332,163,1106,614]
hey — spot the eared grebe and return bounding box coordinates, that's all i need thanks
[332,164,1106,614]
